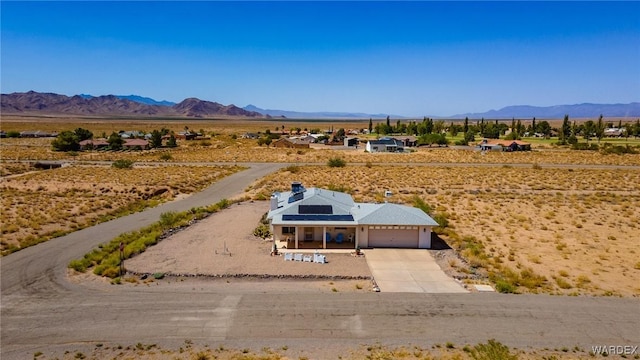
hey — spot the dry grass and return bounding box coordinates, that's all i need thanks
[29,340,599,360]
[0,165,242,254]
[3,128,640,165]
[248,165,640,296]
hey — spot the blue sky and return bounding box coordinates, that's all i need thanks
[2,1,639,116]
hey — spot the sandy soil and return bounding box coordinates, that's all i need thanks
[125,201,372,281]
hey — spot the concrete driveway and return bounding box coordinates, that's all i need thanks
[364,249,468,293]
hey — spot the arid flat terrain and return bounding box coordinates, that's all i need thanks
[249,165,640,296]
[0,164,243,253]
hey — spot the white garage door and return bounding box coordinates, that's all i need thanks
[368,228,419,248]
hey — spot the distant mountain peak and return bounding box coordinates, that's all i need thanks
[0,91,263,118]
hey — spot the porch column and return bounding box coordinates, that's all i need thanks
[355,227,359,249]
[323,226,327,249]
[295,226,299,249]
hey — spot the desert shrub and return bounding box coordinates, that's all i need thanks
[433,213,449,228]
[6,130,20,138]
[327,157,346,167]
[572,142,599,151]
[112,159,134,169]
[159,153,172,161]
[601,144,638,155]
[253,223,271,239]
[412,196,433,214]
[68,259,89,272]
[495,280,517,294]
[326,184,352,193]
[285,165,300,173]
[159,211,189,228]
[470,339,517,360]
[555,276,573,289]
[216,198,230,209]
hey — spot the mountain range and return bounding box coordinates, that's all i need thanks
[1,91,263,118]
[452,103,640,119]
[1,91,638,119]
[242,104,405,119]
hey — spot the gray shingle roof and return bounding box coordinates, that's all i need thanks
[355,203,438,226]
[268,185,438,227]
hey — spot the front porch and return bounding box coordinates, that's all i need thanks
[273,225,357,250]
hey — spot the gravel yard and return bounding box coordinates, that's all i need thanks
[125,201,372,280]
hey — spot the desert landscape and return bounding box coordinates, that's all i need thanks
[2,116,640,360]
[2,117,640,297]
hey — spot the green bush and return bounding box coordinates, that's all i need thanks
[412,196,433,214]
[601,144,638,155]
[433,213,449,228]
[253,224,271,239]
[470,339,517,360]
[68,259,89,272]
[572,142,599,151]
[112,159,134,169]
[495,280,517,294]
[327,157,346,167]
[284,165,300,173]
[159,153,172,161]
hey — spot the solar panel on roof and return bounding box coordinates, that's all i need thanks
[287,192,304,203]
[299,205,333,214]
[282,214,354,222]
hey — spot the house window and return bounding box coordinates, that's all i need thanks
[282,227,295,234]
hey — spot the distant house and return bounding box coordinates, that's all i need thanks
[175,131,197,140]
[268,182,438,250]
[604,128,624,137]
[19,130,58,138]
[398,136,418,147]
[241,132,260,139]
[478,139,531,152]
[298,135,317,143]
[365,137,404,153]
[123,138,150,150]
[79,139,109,150]
[344,137,359,147]
[272,138,310,149]
[119,130,145,139]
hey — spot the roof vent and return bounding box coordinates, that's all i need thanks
[291,181,305,194]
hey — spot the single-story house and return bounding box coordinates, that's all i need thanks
[604,128,624,137]
[272,138,311,149]
[123,138,150,150]
[19,130,58,138]
[119,130,145,139]
[344,137,359,147]
[175,131,198,140]
[241,132,260,139]
[79,139,109,150]
[365,137,405,153]
[399,136,418,147]
[267,182,438,250]
[478,139,531,152]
